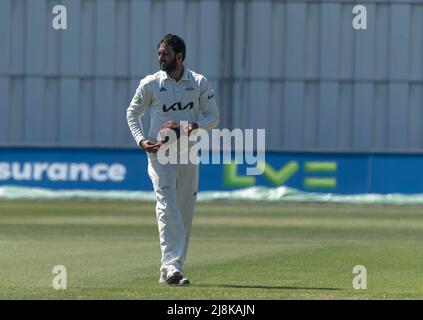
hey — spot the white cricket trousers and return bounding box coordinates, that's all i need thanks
[147,156,199,275]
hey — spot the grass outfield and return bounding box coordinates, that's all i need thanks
[0,200,422,299]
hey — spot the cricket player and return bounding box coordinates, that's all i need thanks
[126,34,220,285]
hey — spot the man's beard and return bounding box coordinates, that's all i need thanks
[160,57,177,72]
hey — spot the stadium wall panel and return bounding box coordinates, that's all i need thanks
[0,0,422,152]
[1,147,423,195]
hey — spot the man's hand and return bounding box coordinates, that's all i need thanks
[184,123,199,136]
[140,139,161,153]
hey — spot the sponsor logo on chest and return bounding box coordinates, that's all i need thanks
[162,102,194,113]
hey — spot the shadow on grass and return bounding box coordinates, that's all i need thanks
[190,284,342,291]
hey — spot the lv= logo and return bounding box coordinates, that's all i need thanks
[223,161,337,190]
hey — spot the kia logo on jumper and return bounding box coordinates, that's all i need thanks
[162,102,194,113]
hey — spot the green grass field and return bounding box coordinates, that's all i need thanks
[0,200,422,299]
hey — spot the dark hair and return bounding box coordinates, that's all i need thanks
[158,34,186,62]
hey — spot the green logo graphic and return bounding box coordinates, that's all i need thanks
[223,162,256,188]
[133,94,142,104]
[223,161,337,190]
[260,161,299,186]
[303,161,337,190]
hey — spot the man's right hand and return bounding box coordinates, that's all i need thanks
[140,140,161,153]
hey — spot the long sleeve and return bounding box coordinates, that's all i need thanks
[126,80,152,147]
[197,77,220,130]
